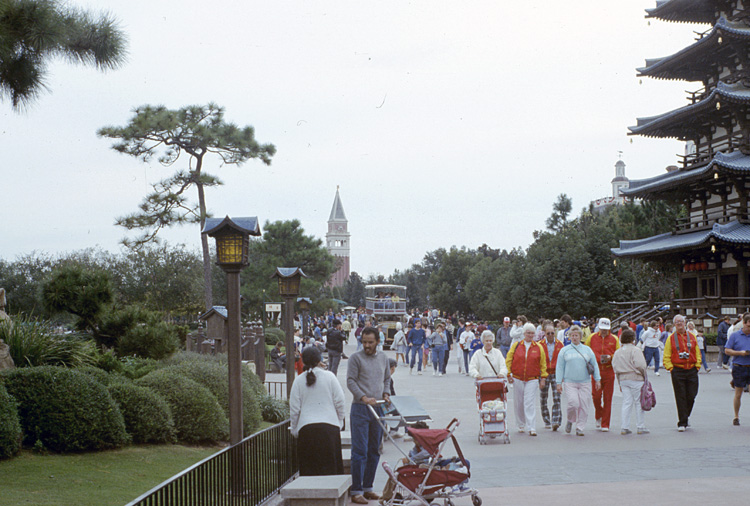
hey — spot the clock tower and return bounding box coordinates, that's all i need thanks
[326,187,350,287]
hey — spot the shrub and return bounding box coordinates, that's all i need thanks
[95,348,123,373]
[136,369,228,443]
[108,383,176,444]
[2,366,129,452]
[76,365,117,386]
[0,383,22,459]
[119,356,160,380]
[264,327,285,346]
[259,394,289,424]
[0,317,96,368]
[164,360,262,435]
[100,306,179,360]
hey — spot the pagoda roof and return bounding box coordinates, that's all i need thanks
[645,0,717,24]
[328,187,347,222]
[638,17,750,81]
[622,151,750,198]
[629,80,750,138]
[612,220,750,258]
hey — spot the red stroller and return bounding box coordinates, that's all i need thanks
[476,378,509,444]
[379,418,481,506]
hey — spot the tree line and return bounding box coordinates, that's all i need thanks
[341,196,684,321]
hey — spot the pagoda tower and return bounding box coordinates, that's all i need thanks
[613,0,750,319]
[326,187,350,287]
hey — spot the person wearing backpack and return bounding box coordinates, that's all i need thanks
[612,329,649,435]
[663,314,701,432]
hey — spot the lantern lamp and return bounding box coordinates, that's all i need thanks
[272,267,307,297]
[202,216,260,270]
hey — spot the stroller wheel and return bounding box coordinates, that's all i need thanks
[445,500,455,506]
[472,495,483,506]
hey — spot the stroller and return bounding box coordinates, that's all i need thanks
[372,409,482,506]
[476,378,510,444]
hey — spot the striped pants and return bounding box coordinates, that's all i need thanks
[539,371,562,426]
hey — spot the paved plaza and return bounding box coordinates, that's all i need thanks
[329,342,750,505]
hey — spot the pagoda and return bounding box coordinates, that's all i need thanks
[612,0,750,320]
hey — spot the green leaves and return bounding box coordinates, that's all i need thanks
[0,0,127,109]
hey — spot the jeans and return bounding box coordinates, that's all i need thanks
[563,381,592,431]
[700,349,709,371]
[500,345,510,358]
[463,350,470,373]
[643,346,660,373]
[431,347,445,374]
[620,379,645,430]
[328,350,342,375]
[350,403,383,495]
[409,345,423,371]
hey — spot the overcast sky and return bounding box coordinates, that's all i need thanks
[2,0,694,277]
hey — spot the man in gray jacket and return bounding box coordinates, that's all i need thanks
[347,327,391,504]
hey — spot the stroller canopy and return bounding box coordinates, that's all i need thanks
[406,428,451,456]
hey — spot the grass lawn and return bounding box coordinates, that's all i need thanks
[0,444,222,506]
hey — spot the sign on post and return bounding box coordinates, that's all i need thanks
[265,303,282,313]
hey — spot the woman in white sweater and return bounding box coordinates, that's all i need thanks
[290,346,346,475]
[612,329,649,435]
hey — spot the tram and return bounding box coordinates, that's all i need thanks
[364,284,408,345]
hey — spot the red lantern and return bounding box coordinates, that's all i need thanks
[702,262,709,270]
[686,263,693,272]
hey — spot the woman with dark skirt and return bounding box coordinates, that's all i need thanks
[290,346,346,475]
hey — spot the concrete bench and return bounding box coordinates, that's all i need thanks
[340,431,351,448]
[342,449,351,474]
[280,475,351,506]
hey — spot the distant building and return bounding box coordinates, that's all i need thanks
[590,158,631,213]
[326,187,350,287]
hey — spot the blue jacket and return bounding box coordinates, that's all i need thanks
[409,328,426,346]
[717,320,731,346]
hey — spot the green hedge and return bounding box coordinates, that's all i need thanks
[264,327,285,346]
[108,383,176,444]
[0,383,22,459]
[136,369,228,443]
[1,366,129,452]
[163,361,262,436]
[259,395,289,424]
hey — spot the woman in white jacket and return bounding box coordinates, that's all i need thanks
[290,346,346,476]
[469,330,508,379]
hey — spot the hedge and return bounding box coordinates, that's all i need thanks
[108,383,176,444]
[164,361,262,435]
[0,383,22,459]
[136,369,228,443]
[1,366,129,452]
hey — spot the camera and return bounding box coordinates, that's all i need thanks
[678,352,690,360]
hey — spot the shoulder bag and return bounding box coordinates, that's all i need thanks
[640,371,656,411]
[572,345,596,376]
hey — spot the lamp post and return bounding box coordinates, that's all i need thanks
[203,216,260,495]
[272,267,307,397]
[456,283,463,316]
[298,297,312,337]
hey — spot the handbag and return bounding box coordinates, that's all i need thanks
[572,345,596,376]
[640,372,657,411]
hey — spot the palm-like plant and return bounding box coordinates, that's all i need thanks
[0,0,127,109]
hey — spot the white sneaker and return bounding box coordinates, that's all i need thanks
[409,368,413,375]
[596,419,602,429]
[418,371,422,375]
[438,373,443,377]
[655,372,660,376]
[433,371,437,376]
[601,427,609,432]
[678,426,686,432]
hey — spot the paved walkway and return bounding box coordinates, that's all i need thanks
[325,342,750,505]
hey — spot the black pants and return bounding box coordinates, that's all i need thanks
[670,367,699,427]
[443,348,450,371]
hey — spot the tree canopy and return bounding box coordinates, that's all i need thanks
[0,0,127,109]
[98,103,276,309]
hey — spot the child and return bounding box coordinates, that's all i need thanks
[380,422,431,503]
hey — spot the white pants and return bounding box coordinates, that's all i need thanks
[563,381,592,431]
[620,379,645,430]
[512,379,539,431]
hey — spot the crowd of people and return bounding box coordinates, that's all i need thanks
[285,308,750,504]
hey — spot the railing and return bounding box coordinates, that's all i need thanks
[127,420,298,506]
[674,204,748,233]
[265,381,287,400]
[673,297,750,318]
[365,298,407,315]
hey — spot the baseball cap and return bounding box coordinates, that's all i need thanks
[598,318,611,330]
[504,317,510,322]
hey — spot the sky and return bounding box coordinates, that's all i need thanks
[1,0,696,277]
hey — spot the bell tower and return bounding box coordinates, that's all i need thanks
[326,186,350,287]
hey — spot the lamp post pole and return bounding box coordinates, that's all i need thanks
[283,295,295,398]
[202,215,261,497]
